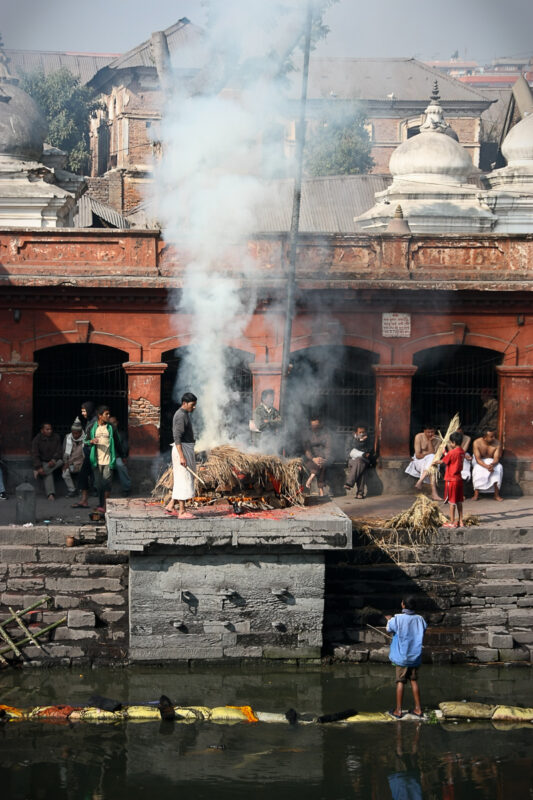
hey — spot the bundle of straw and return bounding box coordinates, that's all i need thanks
[151,445,303,506]
[427,412,461,479]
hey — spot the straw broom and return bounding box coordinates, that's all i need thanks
[427,412,461,480]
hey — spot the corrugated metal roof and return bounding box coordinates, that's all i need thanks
[288,57,492,105]
[5,49,117,84]
[256,174,390,233]
[74,195,129,228]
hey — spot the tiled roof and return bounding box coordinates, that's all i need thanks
[101,18,204,72]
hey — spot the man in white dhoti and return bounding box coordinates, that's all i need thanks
[405,425,441,500]
[472,428,503,501]
[165,392,198,519]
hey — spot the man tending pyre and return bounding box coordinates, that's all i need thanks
[165,392,198,519]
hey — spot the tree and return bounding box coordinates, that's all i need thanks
[20,68,102,174]
[304,104,374,177]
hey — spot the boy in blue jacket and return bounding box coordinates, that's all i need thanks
[386,596,427,719]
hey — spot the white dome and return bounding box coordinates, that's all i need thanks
[390,130,473,183]
[501,113,533,166]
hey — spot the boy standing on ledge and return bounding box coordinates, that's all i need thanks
[386,596,427,719]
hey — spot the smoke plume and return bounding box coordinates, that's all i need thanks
[152,0,330,449]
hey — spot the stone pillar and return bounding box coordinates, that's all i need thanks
[497,366,533,494]
[249,362,282,408]
[123,362,168,457]
[373,365,417,458]
[0,362,38,455]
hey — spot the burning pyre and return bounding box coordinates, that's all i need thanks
[153,445,304,512]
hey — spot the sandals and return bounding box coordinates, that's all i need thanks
[72,502,89,508]
[409,709,424,718]
[388,710,404,719]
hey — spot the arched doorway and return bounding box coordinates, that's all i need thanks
[33,344,128,438]
[411,345,502,440]
[285,345,378,457]
[160,347,254,451]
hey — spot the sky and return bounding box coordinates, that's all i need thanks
[2,0,533,64]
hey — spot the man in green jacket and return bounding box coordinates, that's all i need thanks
[89,405,116,512]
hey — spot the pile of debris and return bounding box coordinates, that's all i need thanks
[153,445,303,511]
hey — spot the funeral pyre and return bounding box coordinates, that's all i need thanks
[153,445,304,512]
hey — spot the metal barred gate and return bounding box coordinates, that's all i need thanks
[33,344,129,438]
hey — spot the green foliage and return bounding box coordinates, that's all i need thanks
[20,68,101,174]
[304,104,374,177]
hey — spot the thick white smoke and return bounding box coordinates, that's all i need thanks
[152,0,328,450]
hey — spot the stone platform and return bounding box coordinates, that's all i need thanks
[106,499,351,662]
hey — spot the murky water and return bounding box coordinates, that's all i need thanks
[1,664,532,799]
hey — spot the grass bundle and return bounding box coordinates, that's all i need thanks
[352,495,479,564]
[152,445,303,506]
[428,412,461,479]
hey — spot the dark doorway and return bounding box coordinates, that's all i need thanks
[285,345,378,457]
[411,345,502,440]
[160,347,254,451]
[33,344,128,438]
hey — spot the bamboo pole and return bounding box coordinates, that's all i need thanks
[365,622,393,641]
[8,606,43,651]
[0,597,49,627]
[0,617,66,659]
[186,465,207,486]
[0,623,22,657]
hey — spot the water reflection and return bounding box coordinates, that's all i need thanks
[1,665,533,799]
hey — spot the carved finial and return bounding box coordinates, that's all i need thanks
[431,80,440,102]
[394,205,404,219]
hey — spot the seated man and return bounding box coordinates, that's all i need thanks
[344,424,376,499]
[303,416,331,496]
[405,425,441,501]
[32,422,63,500]
[61,421,85,497]
[253,389,282,453]
[472,427,503,501]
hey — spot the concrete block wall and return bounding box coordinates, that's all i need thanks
[326,526,533,664]
[129,552,324,662]
[0,526,128,667]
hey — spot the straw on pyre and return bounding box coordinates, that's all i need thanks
[152,445,304,511]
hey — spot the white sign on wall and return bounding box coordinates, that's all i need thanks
[382,312,411,338]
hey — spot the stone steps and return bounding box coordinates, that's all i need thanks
[0,525,106,547]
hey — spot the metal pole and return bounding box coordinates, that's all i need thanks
[279,1,313,418]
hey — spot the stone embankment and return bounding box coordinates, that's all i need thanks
[326,525,533,664]
[0,525,128,666]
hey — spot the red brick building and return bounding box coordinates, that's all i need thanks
[1,227,532,494]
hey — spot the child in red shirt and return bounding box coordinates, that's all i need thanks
[440,431,465,528]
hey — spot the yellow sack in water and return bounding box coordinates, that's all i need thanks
[255,711,290,724]
[174,706,211,721]
[0,704,25,720]
[439,702,495,719]
[125,706,161,721]
[79,707,126,722]
[210,706,258,723]
[492,705,533,723]
[345,712,393,723]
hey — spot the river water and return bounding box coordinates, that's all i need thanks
[1,663,532,799]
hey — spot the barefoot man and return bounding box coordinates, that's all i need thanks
[165,392,198,519]
[405,425,441,501]
[472,427,503,501]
